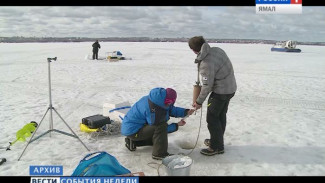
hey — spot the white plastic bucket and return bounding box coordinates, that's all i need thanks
[162,155,193,176]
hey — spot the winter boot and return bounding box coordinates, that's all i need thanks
[152,153,174,160]
[200,147,224,156]
[125,137,136,151]
[204,139,210,146]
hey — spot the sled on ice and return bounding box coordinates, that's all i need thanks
[84,51,132,62]
[105,51,132,62]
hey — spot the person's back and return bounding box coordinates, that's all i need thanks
[121,95,149,136]
[92,41,100,51]
[206,45,237,94]
[92,40,101,60]
[195,43,236,101]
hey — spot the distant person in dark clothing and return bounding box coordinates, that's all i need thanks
[92,40,101,60]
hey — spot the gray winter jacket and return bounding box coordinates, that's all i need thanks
[195,43,237,104]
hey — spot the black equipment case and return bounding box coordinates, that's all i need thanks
[82,114,111,129]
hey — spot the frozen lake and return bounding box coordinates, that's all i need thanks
[0,42,324,176]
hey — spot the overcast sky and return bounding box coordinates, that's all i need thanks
[0,6,324,42]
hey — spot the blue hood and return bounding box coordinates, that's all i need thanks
[148,87,167,109]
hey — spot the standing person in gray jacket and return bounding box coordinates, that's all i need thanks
[188,36,237,156]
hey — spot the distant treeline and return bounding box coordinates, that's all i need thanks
[1,37,325,46]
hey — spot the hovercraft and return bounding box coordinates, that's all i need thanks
[271,40,301,53]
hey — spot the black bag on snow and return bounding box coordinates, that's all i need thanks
[82,114,111,129]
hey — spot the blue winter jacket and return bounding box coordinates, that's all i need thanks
[121,87,188,136]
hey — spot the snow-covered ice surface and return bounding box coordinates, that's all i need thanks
[0,42,324,176]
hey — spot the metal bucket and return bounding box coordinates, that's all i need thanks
[162,155,193,176]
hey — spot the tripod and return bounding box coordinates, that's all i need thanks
[18,57,90,161]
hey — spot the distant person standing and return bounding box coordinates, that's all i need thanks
[92,40,101,60]
[188,36,237,156]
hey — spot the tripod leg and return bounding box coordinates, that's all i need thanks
[53,107,90,151]
[18,107,50,161]
[49,106,54,137]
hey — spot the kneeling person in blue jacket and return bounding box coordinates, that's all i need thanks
[121,87,195,160]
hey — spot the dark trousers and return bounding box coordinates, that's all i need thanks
[127,123,168,157]
[92,51,98,60]
[206,92,235,151]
